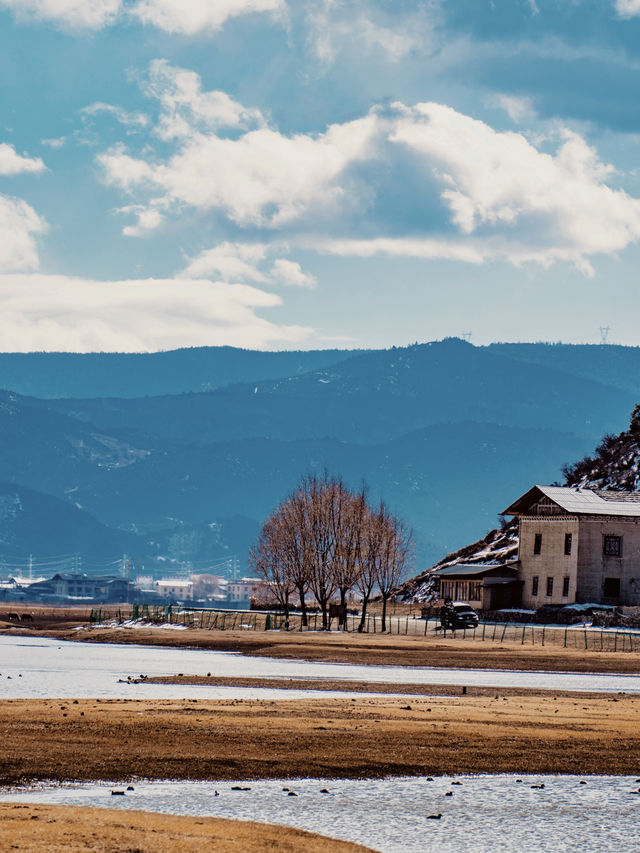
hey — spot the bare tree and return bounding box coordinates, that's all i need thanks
[280,491,312,626]
[249,514,295,620]
[332,482,367,624]
[305,473,339,629]
[374,504,414,632]
[356,506,383,632]
[251,473,413,633]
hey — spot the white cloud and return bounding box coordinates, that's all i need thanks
[97,70,640,274]
[81,103,150,131]
[41,137,66,149]
[183,241,316,288]
[183,242,269,280]
[0,143,45,176]
[389,103,640,268]
[615,0,640,18]
[0,0,122,29]
[118,205,165,237]
[0,195,47,272]
[130,0,285,35]
[99,112,378,227]
[306,0,438,63]
[489,94,536,125]
[143,60,265,141]
[0,274,312,352]
[271,258,316,288]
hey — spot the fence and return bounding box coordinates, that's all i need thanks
[87,605,640,651]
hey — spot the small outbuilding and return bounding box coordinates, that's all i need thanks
[433,563,522,610]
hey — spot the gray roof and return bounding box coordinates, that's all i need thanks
[504,485,640,518]
[434,563,509,577]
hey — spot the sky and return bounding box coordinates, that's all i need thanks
[2,0,640,352]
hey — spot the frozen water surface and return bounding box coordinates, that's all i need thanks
[1,774,638,852]
[1,635,640,698]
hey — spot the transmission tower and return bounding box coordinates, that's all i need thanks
[600,326,610,344]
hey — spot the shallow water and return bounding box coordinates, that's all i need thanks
[2,635,640,699]
[2,774,638,852]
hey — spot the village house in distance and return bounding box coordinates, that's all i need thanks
[436,485,640,610]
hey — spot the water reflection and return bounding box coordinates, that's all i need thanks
[1,774,635,852]
[2,635,640,700]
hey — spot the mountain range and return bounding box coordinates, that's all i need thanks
[0,338,638,579]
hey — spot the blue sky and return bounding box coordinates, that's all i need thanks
[2,0,640,351]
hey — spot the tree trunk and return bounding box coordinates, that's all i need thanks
[320,598,329,629]
[381,595,388,632]
[358,595,370,632]
[297,586,308,627]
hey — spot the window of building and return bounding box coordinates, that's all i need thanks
[532,576,539,596]
[603,578,621,598]
[534,533,542,555]
[546,576,554,597]
[562,576,570,597]
[603,535,622,557]
[468,581,482,601]
[564,533,572,556]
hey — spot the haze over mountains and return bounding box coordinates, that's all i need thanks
[0,339,638,579]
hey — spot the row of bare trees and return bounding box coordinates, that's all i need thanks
[249,472,414,631]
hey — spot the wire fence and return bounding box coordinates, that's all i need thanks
[87,605,640,651]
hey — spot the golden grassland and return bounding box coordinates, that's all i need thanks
[0,803,374,853]
[2,691,640,786]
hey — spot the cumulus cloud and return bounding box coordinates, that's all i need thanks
[118,204,165,237]
[270,258,316,288]
[97,67,640,274]
[306,0,438,63]
[0,274,312,352]
[129,0,285,35]
[0,0,122,29]
[99,112,378,227]
[0,195,47,272]
[0,143,45,176]
[615,0,640,18]
[142,60,265,140]
[183,242,269,281]
[489,94,536,125]
[183,241,316,288]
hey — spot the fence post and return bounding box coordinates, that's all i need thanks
[564,626,568,648]
[500,623,507,643]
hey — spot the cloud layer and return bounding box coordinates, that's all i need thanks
[0,196,47,272]
[0,144,45,176]
[0,0,284,31]
[0,0,122,29]
[97,64,640,275]
[0,274,312,351]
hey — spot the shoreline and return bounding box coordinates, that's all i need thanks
[0,803,374,852]
[4,624,640,674]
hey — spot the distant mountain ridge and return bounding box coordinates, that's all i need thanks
[1,339,639,577]
[0,347,360,399]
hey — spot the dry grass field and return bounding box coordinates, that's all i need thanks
[0,803,374,852]
[1,691,639,786]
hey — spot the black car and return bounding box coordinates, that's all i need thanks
[440,602,479,630]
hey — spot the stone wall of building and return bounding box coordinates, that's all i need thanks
[575,517,640,606]
[518,517,579,608]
